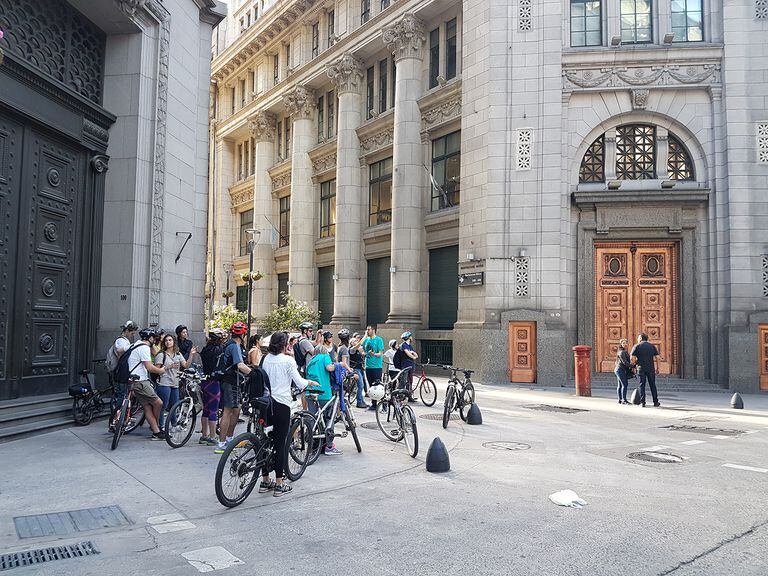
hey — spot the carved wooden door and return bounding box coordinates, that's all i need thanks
[760,325,768,391]
[508,321,536,383]
[595,242,678,375]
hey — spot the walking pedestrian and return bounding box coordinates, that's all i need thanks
[614,338,632,404]
[199,329,225,445]
[630,333,661,407]
[362,325,384,411]
[154,334,196,429]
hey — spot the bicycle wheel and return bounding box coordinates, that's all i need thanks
[165,399,196,448]
[111,399,129,451]
[401,405,418,458]
[459,382,476,422]
[375,401,400,441]
[125,399,145,434]
[344,407,362,453]
[442,386,456,429]
[419,378,437,407]
[286,414,312,481]
[214,432,264,508]
[302,411,323,466]
[72,397,93,426]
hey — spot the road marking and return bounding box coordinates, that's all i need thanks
[743,430,759,435]
[641,445,671,451]
[680,440,706,446]
[152,520,196,534]
[147,513,184,525]
[711,435,731,440]
[722,464,768,474]
[182,546,245,572]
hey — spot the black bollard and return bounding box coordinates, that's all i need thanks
[630,388,642,405]
[730,392,744,409]
[425,437,450,473]
[466,403,482,425]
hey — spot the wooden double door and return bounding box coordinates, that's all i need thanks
[595,242,679,375]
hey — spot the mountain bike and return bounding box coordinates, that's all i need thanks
[164,366,204,448]
[410,362,437,406]
[71,363,117,426]
[375,382,418,458]
[111,375,145,450]
[298,382,362,465]
[214,397,311,508]
[439,365,475,429]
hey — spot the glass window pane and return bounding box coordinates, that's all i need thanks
[636,27,651,42]
[671,0,685,11]
[432,159,446,187]
[586,30,601,45]
[447,131,461,153]
[370,162,379,180]
[379,180,392,219]
[572,17,585,32]
[432,137,445,158]
[383,157,393,174]
[585,15,601,31]
[571,2,585,17]
[620,0,634,13]
[586,1,601,16]
[636,0,651,13]
[636,13,650,27]
[572,31,586,46]
[686,0,701,9]
[687,26,702,41]
[671,12,686,27]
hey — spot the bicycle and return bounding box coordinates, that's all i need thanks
[410,362,437,406]
[374,377,418,458]
[70,362,117,426]
[111,375,145,450]
[214,396,311,508]
[439,365,476,429]
[164,366,204,448]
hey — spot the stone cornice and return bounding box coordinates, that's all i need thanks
[283,85,316,118]
[229,178,255,209]
[572,186,710,207]
[418,79,462,130]
[326,53,365,94]
[382,13,426,62]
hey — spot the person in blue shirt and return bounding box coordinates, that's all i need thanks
[305,351,343,455]
[400,331,419,395]
[362,324,385,411]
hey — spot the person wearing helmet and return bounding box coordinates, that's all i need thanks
[125,328,167,440]
[349,333,368,404]
[175,325,194,361]
[338,329,367,408]
[384,339,399,384]
[399,331,419,395]
[214,322,253,454]
[294,321,316,377]
[315,331,337,361]
[198,329,225,445]
[362,325,385,411]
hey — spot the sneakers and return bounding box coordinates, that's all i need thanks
[258,479,276,493]
[367,405,377,412]
[324,444,343,456]
[199,435,217,445]
[150,431,165,440]
[214,442,227,454]
[273,483,292,497]
[653,402,661,407]
[356,403,370,409]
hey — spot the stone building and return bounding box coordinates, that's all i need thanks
[0,0,224,435]
[208,0,768,393]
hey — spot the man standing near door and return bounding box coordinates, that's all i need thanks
[630,333,661,408]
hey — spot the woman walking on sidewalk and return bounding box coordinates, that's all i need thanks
[155,334,196,428]
[614,338,632,404]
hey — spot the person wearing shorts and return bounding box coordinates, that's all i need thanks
[215,322,252,454]
[127,328,166,440]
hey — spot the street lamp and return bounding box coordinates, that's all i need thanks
[222,263,233,305]
[245,228,261,342]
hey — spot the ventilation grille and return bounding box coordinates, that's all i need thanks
[519,0,532,31]
[0,541,98,571]
[514,256,530,297]
[758,123,768,163]
[762,255,768,297]
[516,129,533,170]
[757,0,768,19]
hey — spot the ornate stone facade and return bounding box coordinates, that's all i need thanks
[382,14,426,61]
[326,53,365,94]
[283,85,316,118]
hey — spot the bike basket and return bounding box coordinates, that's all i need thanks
[68,384,91,397]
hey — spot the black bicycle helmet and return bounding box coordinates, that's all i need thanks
[338,328,350,339]
[299,321,314,332]
[139,328,156,340]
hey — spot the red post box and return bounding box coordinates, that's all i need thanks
[572,345,592,397]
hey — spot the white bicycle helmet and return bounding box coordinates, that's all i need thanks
[368,384,386,401]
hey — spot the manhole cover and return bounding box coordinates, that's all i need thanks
[482,441,531,451]
[359,422,379,430]
[420,413,461,421]
[14,506,129,539]
[627,451,686,463]
[0,541,98,571]
[661,425,744,436]
[522,404,588,414]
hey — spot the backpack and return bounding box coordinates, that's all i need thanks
[247,366,271,406]
[215,342,240,382]
[105,342,120,373]
[293,338,308,369]
[113,343,147,384]
[393,347,405,370]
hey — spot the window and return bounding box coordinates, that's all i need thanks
[366,66,374,119]
[620,0,652,44]
[579,134,605,182]
[369,157,393,226]
[239,209,254,256]
[391,57,396,107]
[235,285,248,312]
[317,95,325,142]
[230,87,236,115]
[273,54,279,85]
[571,0,602,47]
[429,28,440,88]
[285,44,291,71]
[431,131,461,210]
[667,135,694,180]
[249,137,256,175]
[277,273,289,306]
[279,196,290,247]
[254,5,259,19]
[378,59,388,113]
[616,124,655,179]
[446,18,457,80]
[246,12,251,27]
[239,78,246,108]
[671,0,702,42]
[285,121,291,159]
[320,179,336,238]
[239,16,245,31]
[237,143,244,179]
[361,0,370,24]
[311,22,320,57]
[277,120,283,159]
[381,0,390,9]
[328,10,335,45]
[326,91,335,139]
[244,140,250,177]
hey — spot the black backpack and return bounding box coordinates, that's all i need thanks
[293,339,308,368]
[393,347,405,370]
[113,343,147,384]
[247,366,271,406]
[214,342,239,382]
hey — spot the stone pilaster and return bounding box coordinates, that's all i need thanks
[283,85,317,307]
[382,14,426,325]
[214,137,235,309]
[249,111,277,321]
[327,54,365,326]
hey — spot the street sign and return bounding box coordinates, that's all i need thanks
[458,272,484,286]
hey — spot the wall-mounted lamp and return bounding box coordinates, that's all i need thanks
[610,35,622,47]
[389,266,397,274]
[286,280,293,286]
[467,253,476,262]
[607,180,622,190]
[518,248,527,258]
[661,180,676,189]
[663,33,675,44]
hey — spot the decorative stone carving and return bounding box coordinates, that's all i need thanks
[563,64,721,90]
[41,278,56,298]
[360,128,395,152]
[422,96,461,126]
[249,111,277,142]
[43,222,58,242]
[230,186,254,207]
[39,333,55,353]
[382,14,426,62]
[47,168,61,187]
[90,155,109,173]
[312,153,337,174]
[272,171,292,191]
[115,0,147,17]
[632,89,649,110]
[283,85,316,119]
[326,53,365,94]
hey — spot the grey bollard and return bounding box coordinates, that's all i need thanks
[466,403,482,425]
[730,392,744,409]
[425,437,450,473]
[630,388,642,405]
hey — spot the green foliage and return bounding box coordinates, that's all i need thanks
[210,304,247,330]
[259,294,321,334]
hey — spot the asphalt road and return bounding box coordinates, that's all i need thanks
[1,380,766,575]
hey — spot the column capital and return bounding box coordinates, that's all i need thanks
[382,13,426,62]
[326,53,365,94]
[283,85,316,119]
[249,111,277,142]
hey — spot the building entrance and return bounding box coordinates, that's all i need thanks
[594,242,679,375]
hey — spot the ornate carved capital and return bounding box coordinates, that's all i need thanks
[283,85,316,119]
[249,111,277,142]
[90,155,110,173]
[326,53,365,94]
[115,0,148,17]
[382,14,426,62]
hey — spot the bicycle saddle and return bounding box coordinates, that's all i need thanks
[390,388,410,397]
[463,369,474,376]
[129,374,141,381]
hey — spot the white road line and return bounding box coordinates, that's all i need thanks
[182,546,245,572]
[711,435,731,440]
[147,513,184,525]
[152,520,196,534]
[680,440,706,446]
[743,430,759,435]
[641,445,671,451]
[722,464,768,474]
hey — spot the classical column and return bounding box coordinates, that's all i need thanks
[656,127,670,180]
[213,137,236,309]
[283,85,317,306]
[249,111,277,321]
[327,53,365,326]
[383,14,426,325]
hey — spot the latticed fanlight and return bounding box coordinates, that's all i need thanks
[667,135,694,180]
[579,134,605,182]
[616,124,656,180]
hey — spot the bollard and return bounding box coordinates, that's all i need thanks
[630,388,642,405]
[466,403,483,425]
[425,437,450,473]
[730,392,744,409]
[572,345,592,397]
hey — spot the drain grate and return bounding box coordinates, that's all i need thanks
[482,441,531,451]
[14,506,129,539]
[522,404,588,414]
[359,422,380,430]
[420,413,460,421]
[627,451,686,463]
[0,541,98,571]
[661,424,744,437]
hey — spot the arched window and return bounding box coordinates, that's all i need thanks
[579,134,605,182]
[667,134,694,180]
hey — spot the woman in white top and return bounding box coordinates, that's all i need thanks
[154,334,195,429]
[259,331,318,496]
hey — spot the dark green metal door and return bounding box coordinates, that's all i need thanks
[428,245,459,329]
[366,257,391,327]
[318,266,334,325]
[277,273,289,306]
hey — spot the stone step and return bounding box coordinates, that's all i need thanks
[590,376,727,393]
[0,393,74,443]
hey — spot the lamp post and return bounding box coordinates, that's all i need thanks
[245,229,261,342]
[223,263,233,305]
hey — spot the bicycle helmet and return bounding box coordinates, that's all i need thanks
[322,330,332,341]
[401,331,412,340]
[368,384,385,401]
[337,328,350,339]
[389,339,397,348]
[298,321,314,332]
[139,327,156,340]
[230,322,247,336]
[122,320,138,332]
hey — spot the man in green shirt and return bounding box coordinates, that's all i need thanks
[362,324,385,411]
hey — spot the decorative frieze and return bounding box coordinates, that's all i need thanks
[283,85,315,118]
[230,183,254,208]
[360,127,394,153]
[382,13,426,62]
[249,111,276,142]
[312,152,337,174]
[269,165,292,193]
[327,53,365,94]
[563,64,721,91]
[422,96,461,126]
[115,0,147,17]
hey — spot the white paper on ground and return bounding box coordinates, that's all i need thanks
[151,520,196,533]
[182,546,245,572]
[147,513,185,524]
[549,489,588,508]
